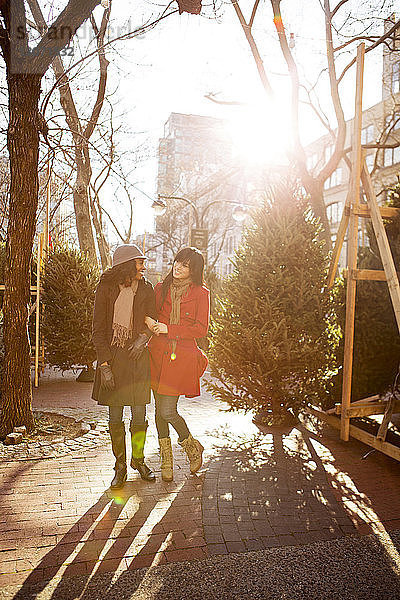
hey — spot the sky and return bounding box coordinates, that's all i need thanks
[94,0,390,237]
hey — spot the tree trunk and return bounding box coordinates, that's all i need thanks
[73,160,97,265]
[0,74,41,435]
[306,179,332,250]
[90,193,111,270]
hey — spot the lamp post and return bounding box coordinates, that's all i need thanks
[152,195,249,225]
[152,194,250,258]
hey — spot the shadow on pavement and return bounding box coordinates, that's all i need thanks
[5,416,400,599]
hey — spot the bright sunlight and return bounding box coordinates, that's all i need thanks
[228,103,292,166]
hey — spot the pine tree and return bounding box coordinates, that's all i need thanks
[207,183,338,425]
[41,246,99,372]
[333,182,400,401]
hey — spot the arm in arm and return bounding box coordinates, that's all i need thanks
[167,289,210,340]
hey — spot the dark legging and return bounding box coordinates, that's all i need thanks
[153,392,190,442]
[109,405,146,428]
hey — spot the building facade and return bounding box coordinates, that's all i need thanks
[305,23,400,265]
[156,112,245,276]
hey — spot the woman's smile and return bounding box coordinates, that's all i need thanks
[173,261,190,280]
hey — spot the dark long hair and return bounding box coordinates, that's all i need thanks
[100,259,138,287]
[161,247,205,305]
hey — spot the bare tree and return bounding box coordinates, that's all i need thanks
[27,0,111,266]
[229,0,400,245]
[0,0,101,435]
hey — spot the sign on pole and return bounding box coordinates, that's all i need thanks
[190,228,208,251]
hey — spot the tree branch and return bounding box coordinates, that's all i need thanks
[84,7,110,140]
[338,19,400,84]
[31,0,101,75]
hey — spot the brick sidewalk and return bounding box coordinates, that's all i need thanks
[1,375,400,594]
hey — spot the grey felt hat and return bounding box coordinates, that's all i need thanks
[112,244,146,267]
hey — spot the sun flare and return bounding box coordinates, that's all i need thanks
[228,105,291,166]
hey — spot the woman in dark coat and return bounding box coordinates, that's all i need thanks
[146,247,210,482]
[92,244,157,489]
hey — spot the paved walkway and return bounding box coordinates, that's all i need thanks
[1,371,400,598]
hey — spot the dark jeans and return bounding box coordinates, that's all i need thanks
[153,392,190,442]
[109,405,146,429]
[109,405,148,460]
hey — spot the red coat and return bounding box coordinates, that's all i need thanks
[149,282,210,397]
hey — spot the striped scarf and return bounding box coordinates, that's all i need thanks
[169,278,191,355]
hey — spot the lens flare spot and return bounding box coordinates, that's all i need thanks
[113,496,125,505]
[131,430,146,460]
[170,353,176,361]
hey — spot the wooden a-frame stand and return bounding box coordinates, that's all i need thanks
[308,43,400,461]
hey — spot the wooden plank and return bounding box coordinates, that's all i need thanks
[335,400,388,417]
[345,402,397,418]
[327,203,350,289]
[355,269,387,281]
[34,233,43,388]
[354,205,400,218]
[376,397,395,441]
[306,406,400,462]
[342,268,388,281]
[0,284,38,293]
[361,164,400,333]
[350,394,380,404]
[341,43,365,442]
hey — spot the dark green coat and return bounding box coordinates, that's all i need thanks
[91,276,157,407]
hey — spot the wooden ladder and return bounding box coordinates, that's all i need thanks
[327,43,400,445]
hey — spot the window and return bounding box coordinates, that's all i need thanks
[307,153,318,170]
[361,124,374,144]
[324,167,343,189]
[226,237,233,254]
[384,147,392,166]
[324,145,334,162]
[385,111,400,132]
[365,153,374,172]
[327,201,343,225]
[392,62,400,94]
[384,146,400,167]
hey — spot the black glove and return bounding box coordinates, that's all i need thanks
[99,363,115,391]
[127,333,150,360]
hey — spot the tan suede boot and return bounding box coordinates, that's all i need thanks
[179,434,204,474]
[159,437,173,482]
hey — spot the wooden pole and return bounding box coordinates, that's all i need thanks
[34,233,43,388]
[341,43,365,442]
[44,159,51,257]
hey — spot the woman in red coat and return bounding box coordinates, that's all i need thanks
[146,247,210,481]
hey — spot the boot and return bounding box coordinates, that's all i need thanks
[130,421,155,482]
[131,457,156,482]
[159,437,173,482]
[109,423,127,489]
[179,433,204,474]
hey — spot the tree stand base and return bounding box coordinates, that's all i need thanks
[76,366,95,383]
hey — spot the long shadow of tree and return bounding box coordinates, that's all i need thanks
[199,421,357,551]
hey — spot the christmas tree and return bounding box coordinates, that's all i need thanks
[207,183,339,425]
[41,245,99,371]
[333,182,400,401]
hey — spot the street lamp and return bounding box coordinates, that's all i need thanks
[232,204,248,223]
[152,198,167,217]
[153,195,251,225]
